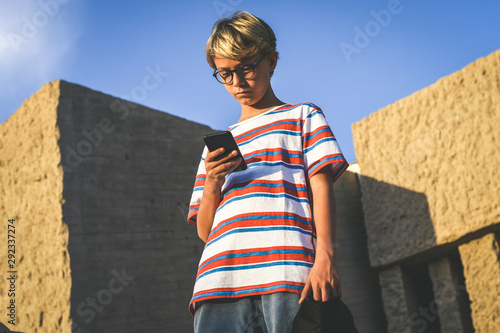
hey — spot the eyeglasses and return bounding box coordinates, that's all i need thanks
[213,55,267,84]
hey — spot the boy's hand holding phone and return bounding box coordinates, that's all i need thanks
[204,147,243,189]
[203,131,247,189]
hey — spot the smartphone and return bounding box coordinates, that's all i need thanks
[203,131,247,172]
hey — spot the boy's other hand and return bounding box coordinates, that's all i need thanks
[299,250,342,304]
[204,148,243,189]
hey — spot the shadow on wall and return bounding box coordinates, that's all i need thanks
[357,175,437,267]
[62,125,209,333]
[55,81,213,332]
[334,170,388,333]
[357,174,475,333]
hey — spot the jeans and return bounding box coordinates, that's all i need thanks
[194,292,302,333]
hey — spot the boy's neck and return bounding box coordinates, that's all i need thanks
[238,87,285,123]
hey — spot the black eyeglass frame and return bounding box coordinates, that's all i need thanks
[212,55,268,84]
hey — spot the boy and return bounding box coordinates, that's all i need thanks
[187,11,349,332]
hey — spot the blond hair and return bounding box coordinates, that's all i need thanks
[205,11,278,69]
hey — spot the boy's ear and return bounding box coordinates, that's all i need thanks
[268,51,279,72]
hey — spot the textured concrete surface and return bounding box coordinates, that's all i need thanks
[428,256,473,333]
[57,80,212,332]
[378,266,411,333]
[352,49,500,267]
[1,80,212,332]
[0,81,72,332]
[458,233,500,333]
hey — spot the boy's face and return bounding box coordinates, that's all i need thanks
[213,52,277,108]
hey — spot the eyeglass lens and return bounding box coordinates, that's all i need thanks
[216,65,255,84]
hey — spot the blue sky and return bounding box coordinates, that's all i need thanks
[1,0,499,163]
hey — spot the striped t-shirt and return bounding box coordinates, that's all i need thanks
[187,102,348,316]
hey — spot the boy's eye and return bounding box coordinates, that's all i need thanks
[240,66,253,74]
[219,71,231,78]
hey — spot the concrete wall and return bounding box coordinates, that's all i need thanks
[1,80,212,332]
[352,49,500,332]
[0,81,72,332]
[458,233,500,333]
[57,80,215,332]
[335,168,387,333]
[352,49,500,267]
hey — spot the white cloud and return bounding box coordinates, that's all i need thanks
[0,0,82,94]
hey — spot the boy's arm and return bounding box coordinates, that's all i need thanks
[299,165,342,303]
[197,182,222,243]
[196,148,242,242]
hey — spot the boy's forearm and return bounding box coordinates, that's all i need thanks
[300,167,342,302]
[314,195,337,258]
[196,183,221,242]
[309,168,337,257]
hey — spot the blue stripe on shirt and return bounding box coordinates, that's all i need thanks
[222,180,308,199]
[303,137,337,154]
[238,130,301,147]
[206,225,313,248]
[307,156,346,175]
[191,282,305,301]
[209,213,312,239]
[196,260,313,281]
[216,192,309,213]
[236,120,301,141]
[199,248,313,271]
[244,150,303,160]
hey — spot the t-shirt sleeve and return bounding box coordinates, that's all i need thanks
[187,147,208,226]
[302,105,349,182]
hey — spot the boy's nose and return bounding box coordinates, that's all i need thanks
[232,73,246,87]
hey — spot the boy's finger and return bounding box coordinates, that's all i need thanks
[321,285,332,302]
[312,284,321,302]
[221,150,238,162]
[215,150,239,165]
[206,148,225,162]
[299,281,311,304]
[214,157,242,175]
